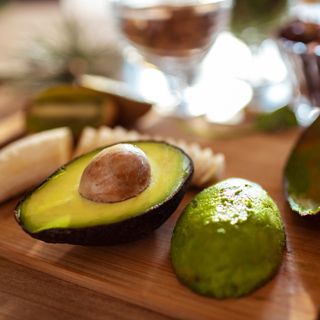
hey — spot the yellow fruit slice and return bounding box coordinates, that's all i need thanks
[0,127,72,202]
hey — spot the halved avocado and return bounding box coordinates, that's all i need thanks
[15,141,193,245]
[26,86,117,137]
[284,114,320,216]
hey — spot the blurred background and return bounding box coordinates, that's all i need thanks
[0,0,320,142]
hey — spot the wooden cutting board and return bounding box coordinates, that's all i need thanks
[0,127,319,320]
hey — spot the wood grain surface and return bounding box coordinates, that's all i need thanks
[0,1,318,318]
[0,124,319,320]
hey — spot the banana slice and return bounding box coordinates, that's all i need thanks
[0,127,72,203]
[74,127,98,158]
[75,126,225,188]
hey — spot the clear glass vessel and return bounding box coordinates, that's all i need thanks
[112,0,233,117]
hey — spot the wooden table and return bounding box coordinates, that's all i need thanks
[1,123,319,320]
[0,2,320,320]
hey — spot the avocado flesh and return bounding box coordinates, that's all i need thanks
[18,142,191,235]
[171,178,285,299]
[26,86,117,137]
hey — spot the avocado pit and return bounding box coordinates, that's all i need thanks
[78,143,151,203]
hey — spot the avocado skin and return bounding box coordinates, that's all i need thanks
[15,141,193,246]
[171,178,285,299]
[284,114,320,216]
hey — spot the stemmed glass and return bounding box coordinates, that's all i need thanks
[111,0,233,117]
